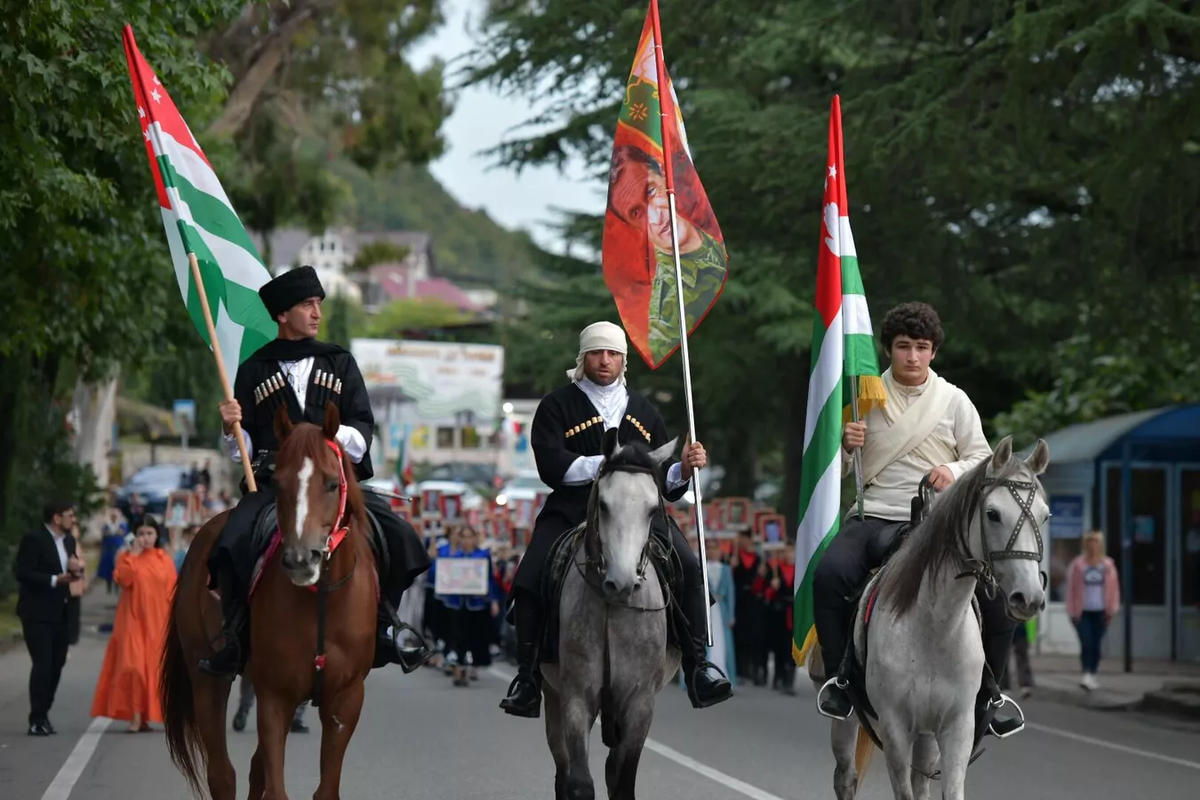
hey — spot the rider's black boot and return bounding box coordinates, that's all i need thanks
[817,677,855,720]
[499,595,543,718]
[680,583,733,709]
[813,593,854,720]
[979,609,1025,738]
[816,634,855,721]
[376,602,433,674]
[979,685,1025,738]
[198,568,246,679]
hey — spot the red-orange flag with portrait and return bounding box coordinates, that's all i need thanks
[600,1,729,369]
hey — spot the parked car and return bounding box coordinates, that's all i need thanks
[495,471,550,508]
[113,463,191,518]
[422,462,498,491]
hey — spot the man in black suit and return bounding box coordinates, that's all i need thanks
[14,500,85,736]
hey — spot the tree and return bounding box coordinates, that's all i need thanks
[0,1,455,552]
[464,0,1200,523]
[0,0,250,544]
[201,0,452,170]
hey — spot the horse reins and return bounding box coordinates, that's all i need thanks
[312,438,357,707]
[574,460,672,613]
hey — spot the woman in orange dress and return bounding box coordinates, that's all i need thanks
[90,516,177,731]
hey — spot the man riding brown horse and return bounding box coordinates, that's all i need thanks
[199,266,431,679]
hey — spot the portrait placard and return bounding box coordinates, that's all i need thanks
[434,557,490,596]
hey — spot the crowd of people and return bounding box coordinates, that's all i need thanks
[11,491,1123,739]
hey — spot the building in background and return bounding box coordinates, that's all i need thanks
[251,227,494,316]
[351,338,508,479]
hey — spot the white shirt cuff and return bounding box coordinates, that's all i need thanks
[336,425,368,464]
[563,455,603,485]
[224,430,252,462]
[50,574,57,587]
[665,462,688,492]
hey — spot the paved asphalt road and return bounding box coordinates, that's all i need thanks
[2,619,1199,800]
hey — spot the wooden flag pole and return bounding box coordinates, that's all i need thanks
[649,0,712,646]
[188,252,257,493]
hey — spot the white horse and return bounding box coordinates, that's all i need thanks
[806,436,1050,800]
[541,428,683,800]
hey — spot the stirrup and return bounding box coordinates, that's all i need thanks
[388,622,433,674]
[816,676,853,721]
[987,693,1026,739]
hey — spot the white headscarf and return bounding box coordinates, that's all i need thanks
[567,321,628,386]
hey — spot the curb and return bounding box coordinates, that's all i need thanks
[1025,683,1143,713]
[1141,689,1200,721]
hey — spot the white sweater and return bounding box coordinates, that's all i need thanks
[842,373,992,522]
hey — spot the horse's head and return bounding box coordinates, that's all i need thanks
[271,403,361,587]
[970,435,1051,620]
[590,428,677,603]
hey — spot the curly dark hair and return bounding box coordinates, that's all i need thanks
[880,302,944,351]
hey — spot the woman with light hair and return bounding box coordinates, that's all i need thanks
[1065,531,1121,690]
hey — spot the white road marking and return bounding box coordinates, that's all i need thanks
[40,716,111,800]
[488,667,787,800]
[295,456,314,540]
[1027,721,1200,772]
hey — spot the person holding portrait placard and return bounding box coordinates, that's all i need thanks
[436,526,503,686]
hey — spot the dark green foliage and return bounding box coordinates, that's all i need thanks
[465,0,1200,517]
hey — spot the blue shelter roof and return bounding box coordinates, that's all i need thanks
[1039,404,1200,465]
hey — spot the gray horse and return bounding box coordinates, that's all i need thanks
[806,436,1050,800]
[540,428,683,800]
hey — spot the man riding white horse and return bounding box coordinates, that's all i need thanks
[499,321,733,717]
[199,266,431,679]
[813,301,1025,738]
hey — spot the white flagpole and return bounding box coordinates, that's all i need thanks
[651,0,712,646]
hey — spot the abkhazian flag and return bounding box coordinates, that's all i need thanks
[793,95,886,665]
[600,0,729,369]
[122,26,276,382]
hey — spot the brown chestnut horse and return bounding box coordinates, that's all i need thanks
[161,403,378,800]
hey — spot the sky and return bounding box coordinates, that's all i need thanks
[408,0,605,253]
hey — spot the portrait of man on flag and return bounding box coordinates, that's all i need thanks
[601,10,729,368]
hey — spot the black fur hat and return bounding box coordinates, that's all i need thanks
[258,265,326,318]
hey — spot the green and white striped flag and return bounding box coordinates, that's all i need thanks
[123,26,276,382]
[794,96,885,664]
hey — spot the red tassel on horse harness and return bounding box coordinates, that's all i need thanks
[314,654,326,671]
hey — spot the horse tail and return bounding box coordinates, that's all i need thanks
[854,726,875,781]
[160,589,206,798]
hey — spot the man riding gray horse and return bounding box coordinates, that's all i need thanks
[199,266,431,679]
[499,321,733,717]
[813,301,1025,738]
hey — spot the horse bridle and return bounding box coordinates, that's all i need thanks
[577,460,670,611]
[320,439,352,562]
[955,475,1047,599]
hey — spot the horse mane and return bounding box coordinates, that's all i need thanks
[599,439,666,490]
[277,423,367,530]
[876,455,1028,618]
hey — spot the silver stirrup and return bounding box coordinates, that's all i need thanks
[987,693,1026,739]
[816,676,853,721]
